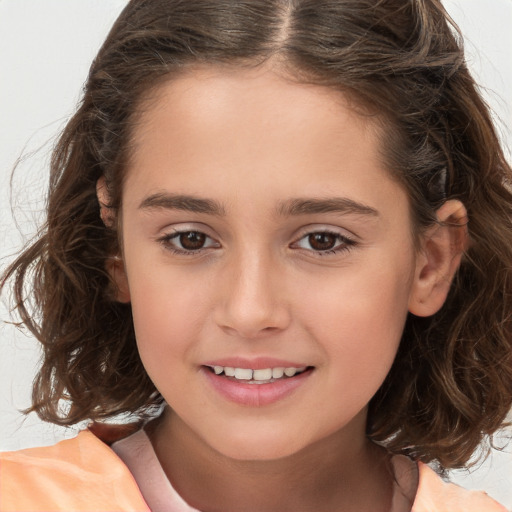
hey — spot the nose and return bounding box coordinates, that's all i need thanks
[214,250,291,339]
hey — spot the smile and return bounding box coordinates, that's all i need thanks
[202,363,314,406]
[207,366,308,384]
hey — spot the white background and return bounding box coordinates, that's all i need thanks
[1,0,511,507]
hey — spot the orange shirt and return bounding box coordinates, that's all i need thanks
[0,430,507,511]
[0,431,149,512]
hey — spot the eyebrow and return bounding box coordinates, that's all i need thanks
[139,193,226,216]
[277,197,379,217]
[138,193,378,218]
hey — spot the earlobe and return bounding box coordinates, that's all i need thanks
[106,256,131,303]
[408,200,468,317]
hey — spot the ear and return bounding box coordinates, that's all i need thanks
[408,200,468,317]
[97,177,130,303]
[106,256,131,303]
[96,176,116,228]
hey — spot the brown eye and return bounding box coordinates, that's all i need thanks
[160,229,220,254]
[179,231,206,250]
[291,230,356,255]
[307,232,337,251]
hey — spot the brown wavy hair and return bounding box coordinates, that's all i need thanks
[2,0,512,469]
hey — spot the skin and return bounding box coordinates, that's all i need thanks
[102,65,467,512]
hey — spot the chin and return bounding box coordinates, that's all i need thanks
[205,426,312,462]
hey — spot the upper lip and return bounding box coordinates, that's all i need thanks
[202,357,310,370]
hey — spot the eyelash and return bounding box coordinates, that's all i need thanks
[291,230,357,256]
[158,230,220,255]
[158,229,357,256]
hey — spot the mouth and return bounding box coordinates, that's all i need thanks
[201,363,314,406]
[204,365,311,384]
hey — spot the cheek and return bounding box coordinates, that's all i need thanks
[297,258,413,380]
[127,267,209,370]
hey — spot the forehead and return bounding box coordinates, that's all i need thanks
[127,66,383,176]
[122,65,408,223]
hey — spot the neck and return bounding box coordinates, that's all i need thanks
[147,408,393,512]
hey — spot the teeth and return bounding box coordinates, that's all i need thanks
[253,368,272,381]
[281,366,307,377]
[210,365,307,381]
[234,368,253,380]
[272,367,285,379]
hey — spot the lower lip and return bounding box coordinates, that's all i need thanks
[202,367,313,407]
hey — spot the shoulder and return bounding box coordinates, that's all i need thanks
[0,429,150,511]
[412,462,507,512]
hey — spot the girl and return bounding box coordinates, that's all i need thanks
[1,0,512,510]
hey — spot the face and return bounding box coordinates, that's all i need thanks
[116,66,421,461]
